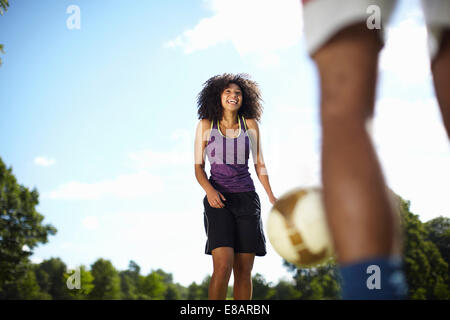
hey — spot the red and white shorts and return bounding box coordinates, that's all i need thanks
[302,0,450,60]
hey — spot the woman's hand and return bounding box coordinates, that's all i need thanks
[206,189,227,208]
[269,195,278,206]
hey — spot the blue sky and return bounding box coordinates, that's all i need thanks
[1,0,449,287]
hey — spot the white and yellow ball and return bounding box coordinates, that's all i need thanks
[267,187,334,267]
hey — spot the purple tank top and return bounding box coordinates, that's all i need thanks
[205,115,255,193]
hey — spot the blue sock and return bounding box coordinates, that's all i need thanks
[338,256,408,300]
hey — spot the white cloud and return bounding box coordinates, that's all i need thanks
[170,128,191,143]
[379,9,431,83]
[128,129,194,170]
[34,156,56,167]
[165,0,303,68]
[45,170,164,200]
[59,242,74,249]
[373,97,448,154]
[45,132,195,201]
[261,103,321,195]
[30,256,43,264]
[128,150,192,169]
[82,216,99,230]
[373,97,450,221]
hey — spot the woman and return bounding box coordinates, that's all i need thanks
[194,73,277,300]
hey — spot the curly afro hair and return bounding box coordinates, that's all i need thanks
[197,73,263,122]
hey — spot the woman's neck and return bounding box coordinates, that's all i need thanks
[221,111,239,127]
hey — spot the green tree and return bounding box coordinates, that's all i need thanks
[173,283,188,300]
[0,264,51,299]
[154,268,173,285]
[119,272,138,300]
[252,273,275,299]
[285,260,341,300]
[119,260,141,300]
[152,268,184,300]
[198,275,211,299]
[63,265,94,300]
[400,198,450,299]
[0,157,57,297]
[271,280,302,300]
[187,282,201,300]
[18,267,52,299]
[34,258,72,299]
[165,283,181,300]
[127,260,141,283]
[425,216,450,294]
[0,44,4,67]
[425,216,450,267]
[139,270,167,300]
[0,0,8,15]
[186,276,210,300]
[88,258,121,300]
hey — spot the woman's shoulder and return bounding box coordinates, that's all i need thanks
[200,118,212,124]
[198,118,213,130]
[243,117,259,129]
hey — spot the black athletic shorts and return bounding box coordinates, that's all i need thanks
[203,191,266,256]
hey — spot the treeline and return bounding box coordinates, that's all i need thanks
[0,257,331,300]
[1,157,449,299]
[0,256,322,300]
[0,257,203,300]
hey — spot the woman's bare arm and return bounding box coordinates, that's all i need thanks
[194,119,226,208]
[246,119,277,204]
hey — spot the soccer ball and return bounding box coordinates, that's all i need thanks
[266,187,334,267]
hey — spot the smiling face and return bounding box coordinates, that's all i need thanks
[221,83,243,112]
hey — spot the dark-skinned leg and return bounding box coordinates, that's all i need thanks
[313,23,402,265]
[209,247,234,300]
[233,253,255,300]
